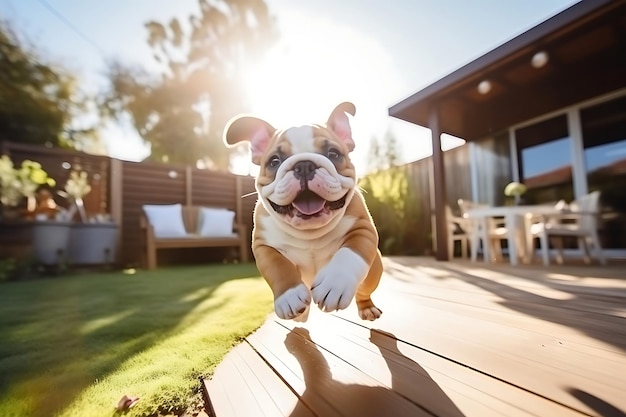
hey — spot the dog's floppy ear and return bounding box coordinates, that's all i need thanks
[223,116,276,165]
[327,102,356,152]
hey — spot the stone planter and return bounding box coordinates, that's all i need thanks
[67,223,118,266]
[32,221,72,266]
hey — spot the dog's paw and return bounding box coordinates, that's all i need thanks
[359,306,382,321]
[311,248,368,312]
[274,284,311,320]
[311,273,357,312]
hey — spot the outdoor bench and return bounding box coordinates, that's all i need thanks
[140,204,249,270]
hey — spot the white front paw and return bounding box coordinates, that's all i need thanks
[311,248,368,312]
[274,284,311,320]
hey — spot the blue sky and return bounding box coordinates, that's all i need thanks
[1,0,580,172]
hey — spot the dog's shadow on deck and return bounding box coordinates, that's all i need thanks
[285,327,465,417]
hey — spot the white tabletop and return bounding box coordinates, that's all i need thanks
[464,204,565,218]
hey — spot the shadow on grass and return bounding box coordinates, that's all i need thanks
[0,263,261,417]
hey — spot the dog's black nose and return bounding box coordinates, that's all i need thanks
[293,160,317,181]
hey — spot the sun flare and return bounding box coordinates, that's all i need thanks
[232,11,401,176]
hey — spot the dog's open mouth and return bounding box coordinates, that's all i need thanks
[269,190,347,219]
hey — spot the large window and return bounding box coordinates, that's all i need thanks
[581,96,626,249]
[515,115,574,204]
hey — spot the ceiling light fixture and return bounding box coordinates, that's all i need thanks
[477,80,492,95]
[531,51,549,68]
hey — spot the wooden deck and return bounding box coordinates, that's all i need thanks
[203,257,626,417]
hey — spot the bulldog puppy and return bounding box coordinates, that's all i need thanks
[224,102,382,321]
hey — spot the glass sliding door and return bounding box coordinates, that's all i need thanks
[580,96,626,249]
[515,115,574,205]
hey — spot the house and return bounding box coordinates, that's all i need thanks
[389,0,626,261]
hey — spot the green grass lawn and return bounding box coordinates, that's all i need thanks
[0,263,273,417]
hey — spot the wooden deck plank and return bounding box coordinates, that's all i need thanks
[440,263,626,323]
[277,310,589,417]
[205,342,315,417]
[234,342,316,417]
[331,259,626,416]
[406,288,624,354]
[204,344,252,417]
[381,258,626,357]
[380,265,626,357]
[204,257,626,417]
[402,258,626,320]
[387,258,626,322]
[247,319,432,417]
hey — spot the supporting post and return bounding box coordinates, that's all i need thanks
[109,158,123,266]
[430,106,449,261]
[567,109,587,200]
[185,166,193,205]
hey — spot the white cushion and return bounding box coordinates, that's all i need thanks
[142,204,188,238]
[198,207,237,237]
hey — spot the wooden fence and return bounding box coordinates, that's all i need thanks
[1,142,255,267]
[1,141,474,265]
[388,144,472,255]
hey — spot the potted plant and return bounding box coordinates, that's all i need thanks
[0,154,75,266]
[0,155,56,220]
[504,181,527,205]
[61,169,118,266]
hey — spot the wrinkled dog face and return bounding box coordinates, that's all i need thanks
[224,102,358,231]
[257,125,356,230]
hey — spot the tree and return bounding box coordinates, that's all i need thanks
[104,0,278,169]
[0,20,99,150]
[366,129,401,172]
[359,130,420,255]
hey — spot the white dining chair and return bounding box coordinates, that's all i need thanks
[528,191,606,266]
[445,205,470,259]
[458,199,508,262]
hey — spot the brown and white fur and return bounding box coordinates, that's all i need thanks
[224,102,382,321]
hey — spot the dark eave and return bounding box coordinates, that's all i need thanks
[389,0,626,141]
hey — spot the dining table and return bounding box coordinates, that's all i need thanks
[464,204,566,266]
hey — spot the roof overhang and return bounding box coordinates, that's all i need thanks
[389,0,626,141]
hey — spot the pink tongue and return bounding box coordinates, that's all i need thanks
[292,194,326,215]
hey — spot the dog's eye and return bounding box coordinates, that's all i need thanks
[327,148,342,160]
[268,155,281,169]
